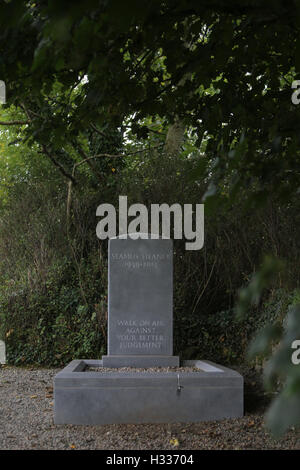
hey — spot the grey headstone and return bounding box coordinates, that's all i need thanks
[102,235,179,367]
[0,340,6,364]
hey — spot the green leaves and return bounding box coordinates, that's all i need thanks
[236,256,284,320]
[266,389,300,438]
[0,1,299,212]
[248,323,283,359]
[244,290,300,436]
[262,305,300,436]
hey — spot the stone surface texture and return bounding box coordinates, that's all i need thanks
[104,236,179,367]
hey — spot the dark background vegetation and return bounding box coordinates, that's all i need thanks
[1,142,299,368]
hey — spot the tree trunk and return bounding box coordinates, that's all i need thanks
[164,117,186,156]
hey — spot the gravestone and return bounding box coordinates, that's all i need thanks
[0,340,6,364]
[54,234,243,425]
[102,235,179,367]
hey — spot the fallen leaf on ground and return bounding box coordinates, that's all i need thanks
[170,438,179,447]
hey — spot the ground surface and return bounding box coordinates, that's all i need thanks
[0,365,299,450]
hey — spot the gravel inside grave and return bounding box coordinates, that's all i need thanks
[0,364,299,450]
[86,366,200,372]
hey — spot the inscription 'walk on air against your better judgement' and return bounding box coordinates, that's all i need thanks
[116,318,165,351]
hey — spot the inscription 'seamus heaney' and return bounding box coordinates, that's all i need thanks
[116,319,165,350]
[111,252,171,270]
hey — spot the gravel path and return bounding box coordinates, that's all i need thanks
[0,365,299,450]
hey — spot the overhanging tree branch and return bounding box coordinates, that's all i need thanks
[0,120,29,126]
[41,145,77,185]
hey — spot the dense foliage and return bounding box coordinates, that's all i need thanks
[0,0,300,435]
